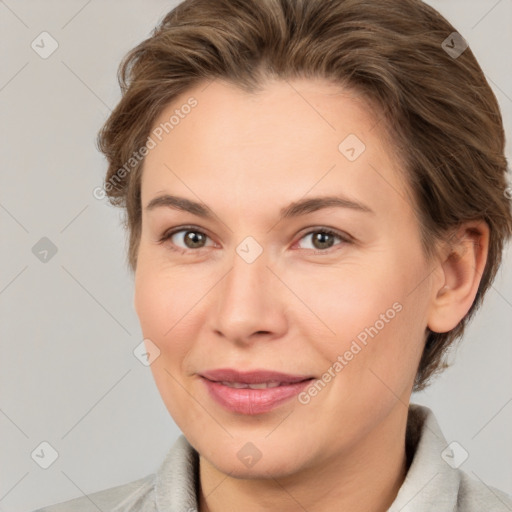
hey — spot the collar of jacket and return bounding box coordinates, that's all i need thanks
[151,403,505,512]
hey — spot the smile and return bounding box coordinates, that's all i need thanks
[200,377,314,415]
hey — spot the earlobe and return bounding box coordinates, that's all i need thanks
[427,221,489,333]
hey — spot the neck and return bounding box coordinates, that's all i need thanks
[198,403,410,512]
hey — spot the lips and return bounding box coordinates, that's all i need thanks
[199,368,315,415]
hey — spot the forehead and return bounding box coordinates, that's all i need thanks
[149,77,379,151]
[141,78,411,220]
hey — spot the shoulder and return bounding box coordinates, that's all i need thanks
[457,471,512,511]
[390,404,512,512]
[32,473,156,512]
[32,434,199,512]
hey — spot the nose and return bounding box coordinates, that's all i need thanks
[209,248,288,346]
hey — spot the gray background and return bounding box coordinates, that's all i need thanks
[1,1,511,510]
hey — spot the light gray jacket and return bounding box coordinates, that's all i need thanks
[34,404,512,511]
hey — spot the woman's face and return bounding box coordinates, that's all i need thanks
[134,78,436,477]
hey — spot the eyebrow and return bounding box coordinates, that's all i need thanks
[145,194,374,219]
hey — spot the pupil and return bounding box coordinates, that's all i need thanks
[314,232,333,250]
[185,231,205,248]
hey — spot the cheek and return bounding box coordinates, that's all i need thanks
[134,263,202,426]
[133,263,199,383]
[290,253,427,391]
[284,258,409,348]
[134,267,169,339]
[134,254,205,335]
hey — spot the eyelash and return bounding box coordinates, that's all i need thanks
[157,225,352,255]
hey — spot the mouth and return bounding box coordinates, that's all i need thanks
[198,369,316,415]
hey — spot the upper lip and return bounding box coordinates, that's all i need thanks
[200,368,314,384]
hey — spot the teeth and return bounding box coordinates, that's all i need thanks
[220,381,249,388]
[220,381,282,389]
[248,381,281,389]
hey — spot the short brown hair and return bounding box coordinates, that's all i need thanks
[97,0,512,391]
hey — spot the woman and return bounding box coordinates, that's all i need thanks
[35,0,512,510]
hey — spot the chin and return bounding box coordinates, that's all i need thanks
[204,451,305,481]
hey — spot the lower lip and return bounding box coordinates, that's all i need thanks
[201,377,314,415]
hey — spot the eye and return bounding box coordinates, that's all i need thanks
[295,228,351,252]
[158,226,214,253]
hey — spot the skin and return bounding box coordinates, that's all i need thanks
[133,78,489,512]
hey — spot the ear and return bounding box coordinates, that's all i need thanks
[426,220,490,333]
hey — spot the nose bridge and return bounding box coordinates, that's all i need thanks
[211,243,285,340]
[220,246,271,315]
